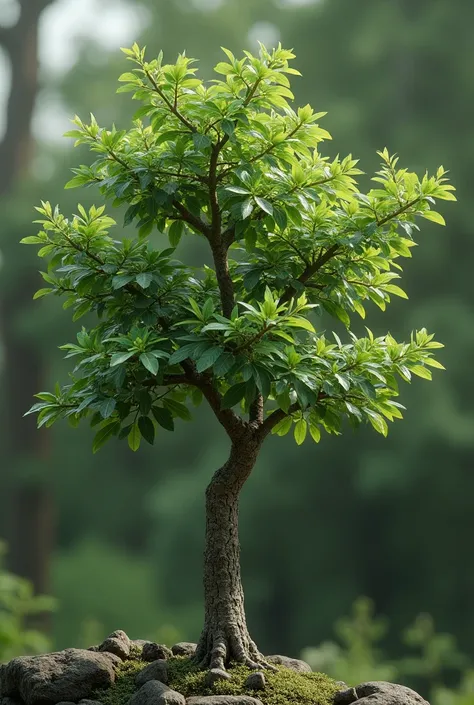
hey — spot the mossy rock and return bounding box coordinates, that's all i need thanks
[94,656,339,705]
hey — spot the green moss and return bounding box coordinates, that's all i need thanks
[95,655,338,705]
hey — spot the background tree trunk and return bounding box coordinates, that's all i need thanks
[195,437,265,669]
[0,0,56,630]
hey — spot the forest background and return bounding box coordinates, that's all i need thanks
[0,1,473,703]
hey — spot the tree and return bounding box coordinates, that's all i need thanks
[23,43,454,670]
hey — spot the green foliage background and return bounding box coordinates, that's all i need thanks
[0,0,472,700]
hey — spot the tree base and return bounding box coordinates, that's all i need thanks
[194,622,276,671]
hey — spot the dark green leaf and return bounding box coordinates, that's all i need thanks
[222,382,247,409]
[138,416,155,445]
[152,405,174,431]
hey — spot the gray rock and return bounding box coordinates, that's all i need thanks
[244,673,265,691]
[171,643,197,658]
[1,698,24,705]
[99,630,130,660]
[187,698,263,705]
[354,682,429,705]
[142,643,173,662]
[0,648,115,705]
[135,660,168,687]
[205,670,232,687]
[265,655,312,673]
[79,700,103,705]
[334,688,358,705]
[130,681,185,705]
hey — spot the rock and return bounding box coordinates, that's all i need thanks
[78,700,104,705]
[55,702,76,705]
[336,682,349,690]
[187,698,263,705]
[1,699,23,705]
[129,681,185,705]
[205,669,232,687]
[87,646,100,653]
[244,673,265,691]
[265,655,312,673]
[171,643,197,658]
[334,688,358,705]
[0,648,115,705]
[135,660,168,687]
[354,682,429,705]
[99,630,130,660]
[142,643,173,662]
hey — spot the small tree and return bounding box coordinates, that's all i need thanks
[23,44,455,671]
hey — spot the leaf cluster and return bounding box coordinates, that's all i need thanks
[23,43,454,451]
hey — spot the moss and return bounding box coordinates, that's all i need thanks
[95,655,338,705]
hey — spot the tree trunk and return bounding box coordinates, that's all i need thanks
[194,436,265,670]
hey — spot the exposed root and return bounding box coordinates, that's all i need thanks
[195,624,277,673]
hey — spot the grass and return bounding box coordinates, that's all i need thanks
[94,655,339,705]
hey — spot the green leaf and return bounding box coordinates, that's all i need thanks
[222,382,247,409]
[309,423,321,443]
[221,119,235,137]
[21,236,46,244]
[410,365,432,380]
[93,421,120,454]
[163,398,191,421]
[195,347,223,373]
[128,422,141,451]
[99,398,116,419]
[272,416,293,437]
[168,220,184,247]
[241,198,254,219]
[72,301,92,321]
[192,133,212,151]
[422,210,446,225]
[136,272,153,288]
[152,405,174,431]
[33,288,52,300]
[138,416,155,445]
[366,410,388,436]
[110,351,135,366]
[255,196,273,215]
[139,352,159,375]
[294,418,307,445]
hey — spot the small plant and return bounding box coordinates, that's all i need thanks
[0,541,56,662]
[23,43,454,670]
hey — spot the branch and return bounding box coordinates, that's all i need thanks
[376,197,421,226]
[143,68,196,133]
[172,200,211,236]
[257,403,300,440]
[280,244,340,304]
[182,362,246,441]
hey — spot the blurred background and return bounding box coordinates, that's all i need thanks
[0,0,473,702]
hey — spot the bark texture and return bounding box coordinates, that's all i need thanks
[195,437,267,670]
[0,0,56,621]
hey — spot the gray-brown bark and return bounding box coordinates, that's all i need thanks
[195,437,266,669]
[0,0,56,625]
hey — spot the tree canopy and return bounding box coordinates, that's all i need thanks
[23,43,454,454]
